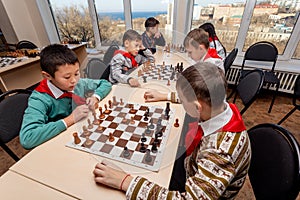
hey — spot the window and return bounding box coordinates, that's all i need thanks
[131,0,173,44]
[243,0,299,54]
[292,40,300,59]
[192,0,246,52]
[94,0,125,46]
[49,0,96,48]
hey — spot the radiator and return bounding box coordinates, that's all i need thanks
[226,66,299,94]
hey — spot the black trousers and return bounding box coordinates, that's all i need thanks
[168,114,197,192]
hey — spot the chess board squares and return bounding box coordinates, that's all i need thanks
[81,137,95,148]
[142,152,155,165]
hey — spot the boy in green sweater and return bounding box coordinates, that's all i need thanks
[20,44,112,149]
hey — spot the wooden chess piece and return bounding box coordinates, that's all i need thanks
[130,116,135,124]
[92,111,100,125]
[112,96,118,106]
[129,104,135,114]
[145,149,152,163]
[108,133,115,142]
[87,119,93,129]
[82,125,89,136]
[174,118,179,127]
[104,104,110,114]
[167,79,170,86]
[123,147,130,158]
[108,100,112,109]
[73,132,81,144]
[99,107,105,119]
[119,98,124,106]
[96,125,104,132]
[85,136,93,146]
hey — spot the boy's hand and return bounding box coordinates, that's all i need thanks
[128,78,140,87]
[93,160,133,191]
[64,104,89,127]
[86,96,99,110]
[72,104,89,123]
[144,89,168,102]
[154,32,162,39]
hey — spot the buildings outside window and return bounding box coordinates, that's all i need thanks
[244,0,299,54]
[192,0,246,52]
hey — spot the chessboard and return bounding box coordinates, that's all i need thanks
[66,97,177,171]
[0,57,27,68]
[138,62,184,82]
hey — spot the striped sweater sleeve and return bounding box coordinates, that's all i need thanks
[126,130,251,200]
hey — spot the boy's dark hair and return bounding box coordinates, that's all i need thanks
[122,29,142,45]
[40,44,79,77]
[183,28,209,49]
[176,62,227,109]
[144,17,160,31]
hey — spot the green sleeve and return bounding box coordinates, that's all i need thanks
[19,93,67,149]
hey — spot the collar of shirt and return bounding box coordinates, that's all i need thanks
[199,102,233,137]
[47,80,65,99]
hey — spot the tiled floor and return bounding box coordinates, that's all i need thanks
[1,89,299,199]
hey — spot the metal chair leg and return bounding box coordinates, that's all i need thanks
[0,142,19,161]
[278,107,297,125]
[268,82,280,113]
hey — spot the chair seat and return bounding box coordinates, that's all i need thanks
[264,72,280,84]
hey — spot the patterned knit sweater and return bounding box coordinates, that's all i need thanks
[125,103,251,199]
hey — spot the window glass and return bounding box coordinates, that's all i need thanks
[292,40,300,59]
[244,0,299,54]
[49,0,95,48]
[192,0,246,52]
[131,0,173,44]
[94,0,125,46]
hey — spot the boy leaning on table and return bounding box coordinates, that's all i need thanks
[93,62,251,199]
[109,29,155,87]
[144,28,224,103]
[19,44,112,149]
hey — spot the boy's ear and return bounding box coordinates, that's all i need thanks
[124,40,129,48]
[195,100,203,113]
[42,71,52,80]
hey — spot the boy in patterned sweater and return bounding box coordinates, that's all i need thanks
[109,29,155,87]
[20,44,112,149]
[93,62,251,199]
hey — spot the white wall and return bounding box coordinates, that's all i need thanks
[0,0,51,47]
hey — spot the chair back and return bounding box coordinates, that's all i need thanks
[16,40,38,50]
[103,45,119,65]
[85,58,110,80]
[0,89,32,142]
[243,41,278,71]
[248,123,300,200]
[224,48,238,75]
[293,75,300,106]
[236,69,264,114]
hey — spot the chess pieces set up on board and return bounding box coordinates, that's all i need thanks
[138,61,184,84]
[71,96,180,165]
[164,43,186,53]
